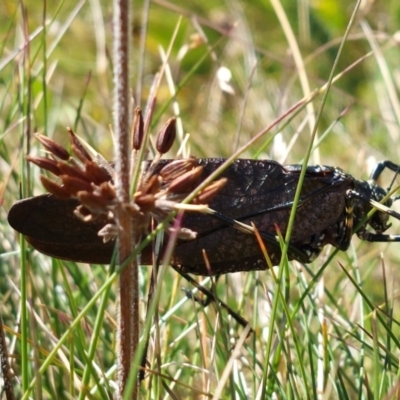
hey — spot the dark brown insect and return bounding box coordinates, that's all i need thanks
[8,158,400,276]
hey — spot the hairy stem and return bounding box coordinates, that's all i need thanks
[113,0,138,398]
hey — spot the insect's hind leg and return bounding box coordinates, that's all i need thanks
[172,267,252,330]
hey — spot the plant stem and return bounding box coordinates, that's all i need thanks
[113,0,138,398]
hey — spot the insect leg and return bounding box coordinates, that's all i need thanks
[357,230,400,242]
[172,267,252,330]
[347,189,400,243]
[347,190,400,221]
[370,160,400,182]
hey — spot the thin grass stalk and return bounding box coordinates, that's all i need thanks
[270,0,318,164]
[37,4,48,395]
[59,258,110,399]
[372,311,380,399]
[339,264,400,348]
[21,269,119,400]
[19,1,31,394]
[112,0,137,397]
[135,0,150,106]
[353,250,366,398]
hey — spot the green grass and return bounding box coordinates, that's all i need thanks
[2,0,400,398]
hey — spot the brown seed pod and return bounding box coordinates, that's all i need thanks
[84,161,112,185]
[26,156,61,176]
[156,117,176,154]
[67,127,93,162]
[40,175,70,198]
[58,162,90,183]
[159,158,197,182]
[168,165,203,194]
[77,191,115,213]
[132,107,144,150]
[97,182,117,201]
[60,175,94,195]
[35,133,70,160]
[134,193,155,213]
[193,178,228,204]
[140,175,161,196]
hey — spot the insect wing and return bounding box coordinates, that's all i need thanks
[8,159,354,274]
[8,194,116,264]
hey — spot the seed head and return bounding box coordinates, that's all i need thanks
[29,124,230,247]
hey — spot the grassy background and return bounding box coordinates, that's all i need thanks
[2,0,400,398]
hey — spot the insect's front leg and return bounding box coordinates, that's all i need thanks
[370,160,400,183]
[357,230,400,243]
[346,188,400,243]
